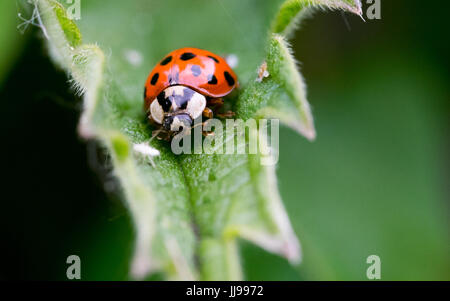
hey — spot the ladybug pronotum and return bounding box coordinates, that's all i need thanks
[144,47,238,138]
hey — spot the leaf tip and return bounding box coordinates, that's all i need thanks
[296,123,316,141]
[283,232,302,265]
[351,0,364,17]
[271,0,364,37]
[234,227,302,265]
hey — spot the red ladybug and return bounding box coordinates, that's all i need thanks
[144,47,238,136]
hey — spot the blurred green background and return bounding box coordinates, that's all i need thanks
[0,0,448,280]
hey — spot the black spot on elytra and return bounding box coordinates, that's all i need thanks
[224,71,235,86]
[143,86,147,99]
[180,52,196,60]
[207,74,217,85]
[191,65,201,77]
[157,91,172,112]
[160,56,172,65]
[208,55,219,63]
[151,73,159,85]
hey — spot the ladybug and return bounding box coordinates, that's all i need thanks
[144,47,238,138]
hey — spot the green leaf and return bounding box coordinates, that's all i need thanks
[236,33,316,140]
[30,0,361,280]
[0,0,25,85]
[271,0,363,37]
[51,0,82,47]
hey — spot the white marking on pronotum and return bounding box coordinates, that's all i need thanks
[150,99,164,124]
[186,92,206,119]
[124,49,143,66]
[225,54,239,69]
[133,142,160,167]
[155,86,206,121]
[164,86,184,110]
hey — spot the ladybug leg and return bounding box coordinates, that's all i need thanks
[148,114,174,140]
[151,128,162,139]
[202,130,214,137]
[191,119,215,137]
[202,107,214,119]
[208,97,235,119]
[148,116,164,139]
[202,120,215,137]
[208,97,224,108]
[151,126,173,141]
[216,111,235,119]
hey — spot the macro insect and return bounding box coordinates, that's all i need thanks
[144,47,238,140]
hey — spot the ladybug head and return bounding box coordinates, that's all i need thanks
[163,113,193,133]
